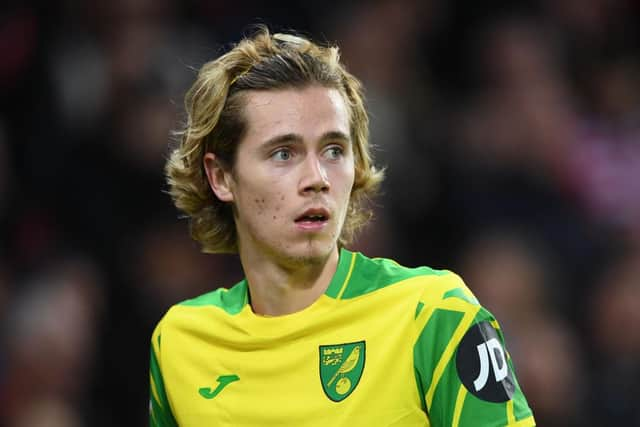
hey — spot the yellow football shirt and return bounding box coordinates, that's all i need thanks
[149,249,535,426]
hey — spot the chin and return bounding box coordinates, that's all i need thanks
[281,239,337,267]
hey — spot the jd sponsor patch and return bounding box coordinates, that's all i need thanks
[319,341,365,402]
[456,321,515,402]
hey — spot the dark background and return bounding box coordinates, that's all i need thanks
[1,1,640,426]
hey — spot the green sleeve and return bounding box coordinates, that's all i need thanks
[414,298,535,426]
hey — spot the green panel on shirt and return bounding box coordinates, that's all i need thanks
[178,280,248,314]
[414,308,465,411]
[337,249,450,299]
[456,388,512,426]
[430,357,462,426]
[149,341,178,427]
[443,287,478,305]
[414,302,425,319]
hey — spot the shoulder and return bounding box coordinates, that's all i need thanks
[178,279,248,313]
[340,250,477,308]
[152,280,248,336]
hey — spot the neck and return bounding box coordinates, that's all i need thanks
[240,246,340,316]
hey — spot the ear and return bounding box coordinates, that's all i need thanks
[203,152,234,202]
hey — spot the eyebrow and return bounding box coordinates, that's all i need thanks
[261,131,351,150]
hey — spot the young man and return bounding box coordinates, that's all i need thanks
[150,28,535,426]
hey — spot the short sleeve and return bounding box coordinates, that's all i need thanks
[413,273,535,426]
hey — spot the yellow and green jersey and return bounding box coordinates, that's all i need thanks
[149,249,535,426]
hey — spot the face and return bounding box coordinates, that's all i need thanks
[205,85,355,266]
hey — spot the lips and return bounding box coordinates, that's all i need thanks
[294,207,330,223]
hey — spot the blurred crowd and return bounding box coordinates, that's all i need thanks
[1,0,639,426]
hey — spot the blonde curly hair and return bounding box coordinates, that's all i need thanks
[166,27,384,254]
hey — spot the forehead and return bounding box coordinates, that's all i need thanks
[240,85,350,143]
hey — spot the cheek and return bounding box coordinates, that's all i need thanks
[337,167,356,198]
[274,193,285,210]
[247,186,286,222]
[253,197,267,216]
[272,193,285,218]
[271,192,286,220]
[338,171,355,220]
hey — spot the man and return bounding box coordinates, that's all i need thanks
[150,27,535,426]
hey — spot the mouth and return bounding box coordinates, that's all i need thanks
[294,208,330,228]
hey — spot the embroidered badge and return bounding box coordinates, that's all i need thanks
[319,341,366,402]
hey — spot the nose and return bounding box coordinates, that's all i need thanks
[299,155,330,194]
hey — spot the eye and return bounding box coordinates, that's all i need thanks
[324,145,344,160]
[271,148,292,161]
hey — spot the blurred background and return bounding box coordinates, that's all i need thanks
[1,0,639,425]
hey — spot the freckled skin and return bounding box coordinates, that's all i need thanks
[254,199,264,215]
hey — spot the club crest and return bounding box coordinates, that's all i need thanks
[319,341,366,402]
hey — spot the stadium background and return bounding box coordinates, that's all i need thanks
[1,0,639,425]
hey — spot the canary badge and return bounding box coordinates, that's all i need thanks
[319,341,366,402]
